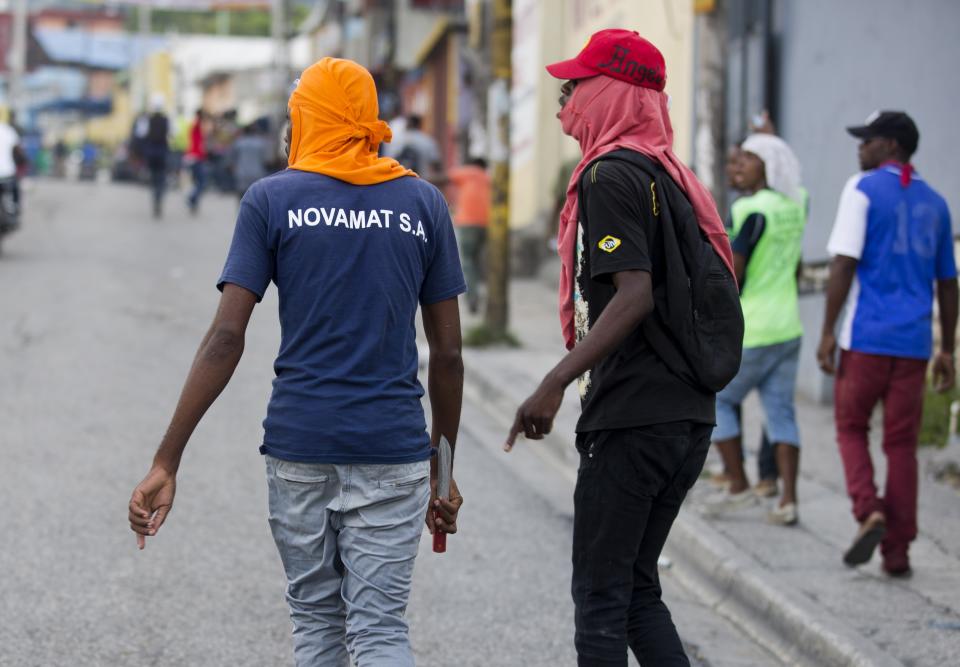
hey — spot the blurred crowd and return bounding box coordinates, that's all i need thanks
[19,97,282,219]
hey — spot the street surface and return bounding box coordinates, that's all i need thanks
[0,179,780,666]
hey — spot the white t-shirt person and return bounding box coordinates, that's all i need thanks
[0,123,21,179]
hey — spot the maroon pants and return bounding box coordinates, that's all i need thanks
[834,350,927,556]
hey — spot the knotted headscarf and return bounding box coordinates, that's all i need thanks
[741,133,804,204]
[557,76,734,350]
[287,58,415,185]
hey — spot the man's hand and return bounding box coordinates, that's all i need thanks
[933,352,956,393]
[501,270,649,453]
[749,109,776,135]
[129,466,177,550]
[818,332,838,375]
[505,376,565,451]
[426,477,463,535]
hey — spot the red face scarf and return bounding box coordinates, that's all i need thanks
[557,76,735,350]
[288,58,414,185]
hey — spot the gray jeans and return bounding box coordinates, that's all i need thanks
[265,455,431,666]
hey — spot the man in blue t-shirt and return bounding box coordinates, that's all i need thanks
[818,111,957,577]
[128,58,466,665]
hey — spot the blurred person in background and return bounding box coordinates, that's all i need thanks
[210,109,239,193]
[711,114,790,499]
[229,123,270,202]
[714,141,779,494]
[818,111,957,577]
[52,139,68,179]
[21,131,46,176]
[79,139,99,181]
[128,58,465,666]
[0,115,24,197]
[379,113,406,158]
[142,94,170,219]
[185,109,208,215]
[391,115,442,181]
[446,157,490,313]
[706,133,806,526]
[9,112,29,180]
[0,113,24,238]
[130,109,149,171]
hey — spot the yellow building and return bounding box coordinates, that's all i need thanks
[510,0,694,235]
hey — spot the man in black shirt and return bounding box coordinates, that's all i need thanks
[572,156,715,431]
[505,30,735,666]
[142,94,170,219]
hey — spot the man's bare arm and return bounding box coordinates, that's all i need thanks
[153,284,258,473]
[817,255,858,374]
[128,284,257,548]
[422,297,463,451]
[421,297,464,534]
[937,278,958,354]
[733,253,747,286]
[934,277,958,392]
[505,269,653,449]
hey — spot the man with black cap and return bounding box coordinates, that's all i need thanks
[818,111,957,577]
[504,29,737,665]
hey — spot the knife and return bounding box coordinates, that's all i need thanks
[433,435,453,554]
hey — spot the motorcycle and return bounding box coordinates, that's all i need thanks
[0,176,21,255]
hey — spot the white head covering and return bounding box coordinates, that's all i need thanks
[150,93,166,113]
[741,133,803,204]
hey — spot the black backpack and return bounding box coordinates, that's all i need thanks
[578,149,744,393]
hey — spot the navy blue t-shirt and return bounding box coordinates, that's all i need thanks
[218,169,465,463]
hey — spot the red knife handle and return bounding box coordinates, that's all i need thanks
[433,511,447,553]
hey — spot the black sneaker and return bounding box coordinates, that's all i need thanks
[843,511,886,566]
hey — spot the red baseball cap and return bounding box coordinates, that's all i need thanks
[546,29,666,91]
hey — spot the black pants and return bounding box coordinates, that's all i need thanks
[149,166,166,217]
[572,421,712,667]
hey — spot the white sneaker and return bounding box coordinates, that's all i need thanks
[767,502,799,526]
[701,488,759,517]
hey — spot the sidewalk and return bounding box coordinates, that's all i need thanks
[459,278,960,667]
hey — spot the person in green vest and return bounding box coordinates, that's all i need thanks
[705,133,806,526]
[709,139,783,499]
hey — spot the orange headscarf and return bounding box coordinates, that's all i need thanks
[287,58,415,185]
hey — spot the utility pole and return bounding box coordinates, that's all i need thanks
[8,0,27,123]
[484,0,511,339]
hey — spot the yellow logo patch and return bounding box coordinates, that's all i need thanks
[598,235,621,253]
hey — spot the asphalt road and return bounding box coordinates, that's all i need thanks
[0,179,777,666]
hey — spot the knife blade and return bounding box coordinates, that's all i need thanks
[433,435,453,553]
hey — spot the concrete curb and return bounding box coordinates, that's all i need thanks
[460,351,903,667]
[666,512,903,667]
